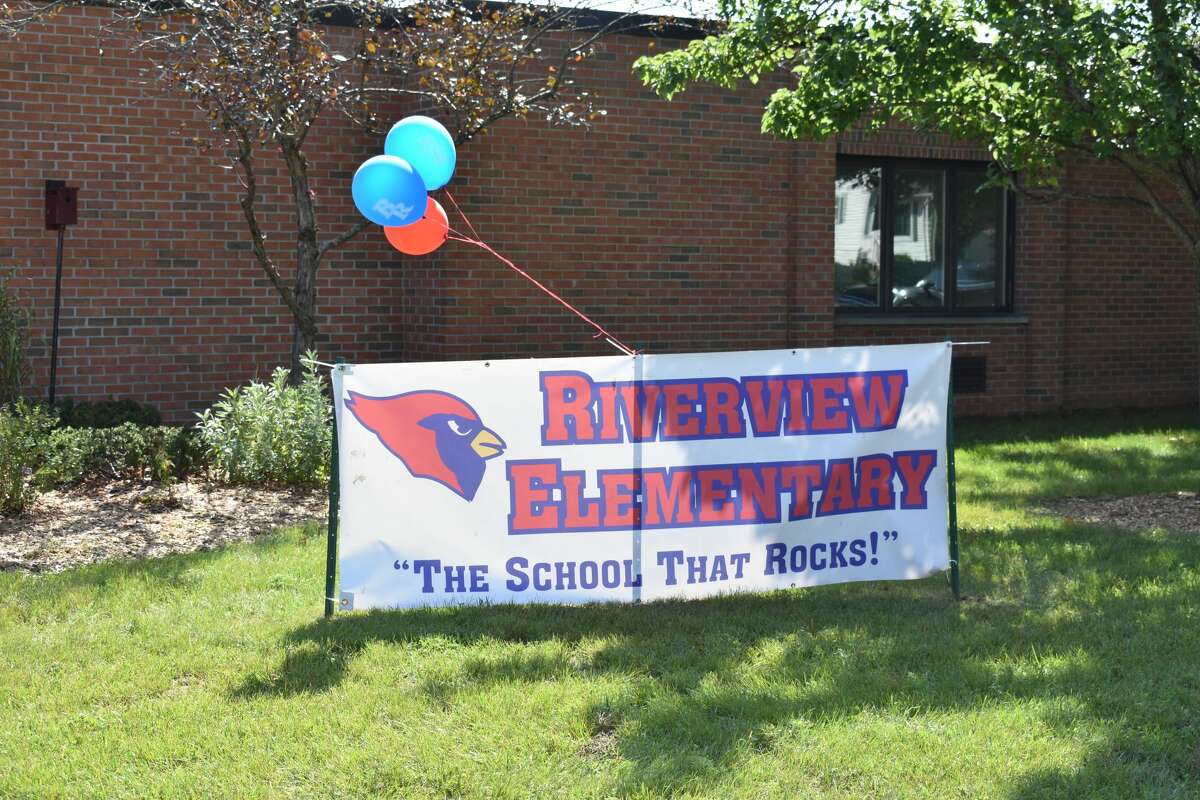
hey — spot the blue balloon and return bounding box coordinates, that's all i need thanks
[384,116,456,191]
[352,155,427,226]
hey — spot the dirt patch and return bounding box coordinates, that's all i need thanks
[0,481,327,573]
[578,709,621,759]
[1043,492,1200,534]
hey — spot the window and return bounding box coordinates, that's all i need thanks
[834,158,1014,313]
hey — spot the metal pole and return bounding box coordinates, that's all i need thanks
[631,353,643,603]
[946,342,961,600]
[324,357,344,618]
[48,225,65,405]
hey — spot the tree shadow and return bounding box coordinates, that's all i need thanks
[956,405,1199,448]
[1007,753,1197,800]
[960,437,1200,507]
[9,546,220,590]
[3,522,319,594]
[233,521,1200,797]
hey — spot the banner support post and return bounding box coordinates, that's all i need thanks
[324,357,344,618]
[945,341,961,600]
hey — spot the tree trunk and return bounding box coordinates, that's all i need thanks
[290,244,319,382]
[280,140,322,384]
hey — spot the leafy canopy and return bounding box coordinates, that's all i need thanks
[636,0,1200,247]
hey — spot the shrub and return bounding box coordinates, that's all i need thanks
[0,272,29,405]
[0,401,56,514]
[52,398,162,428]
[33,424,203,488]
[195,354,331,487]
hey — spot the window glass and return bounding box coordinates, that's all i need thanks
[834,159,1012,314]
[894,199,912,237]
[891,169,945,308]
[955,170,1006,308]
[834,164,882,308]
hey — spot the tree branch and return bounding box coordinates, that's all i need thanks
[1009,181,1153,210]
[1113,151,1199,250]
[229,126,308,325]
[319,218,371,257]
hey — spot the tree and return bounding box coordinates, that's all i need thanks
[3,0,646,378]
[635,0,1200,394]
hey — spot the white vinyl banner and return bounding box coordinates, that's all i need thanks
[332,342,951,610]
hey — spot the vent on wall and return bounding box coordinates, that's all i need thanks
[951,356,988,395]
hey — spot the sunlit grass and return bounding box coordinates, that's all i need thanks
[1,407,1199,798]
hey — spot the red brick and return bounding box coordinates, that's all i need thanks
[0,7,1195,422]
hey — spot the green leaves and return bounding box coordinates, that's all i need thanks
[0,401,55,514]
[194,353,331,487]
[0,272,28,407]
[34,424,199,488]
[635,0,1200,210]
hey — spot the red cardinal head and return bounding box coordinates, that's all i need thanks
[345,390,506,501]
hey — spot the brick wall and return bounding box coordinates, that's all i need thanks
[1,7,1196,422]
[0,7,407,419]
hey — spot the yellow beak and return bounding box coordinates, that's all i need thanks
[470,428,506,460]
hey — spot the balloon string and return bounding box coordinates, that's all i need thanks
[442,189,482,243]
[446,231,637,357]
[440,194,638,357]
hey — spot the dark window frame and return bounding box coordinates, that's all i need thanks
[835,155,1017,316]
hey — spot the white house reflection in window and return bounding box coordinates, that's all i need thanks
[834,159,1010,312]
[834,164,882,308]
[891,169,945,308]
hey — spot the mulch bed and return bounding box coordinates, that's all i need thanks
[1042,491,1200,535]
[4,485,1196,575]
[0,481,327,573]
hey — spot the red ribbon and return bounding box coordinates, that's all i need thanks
[441,189,637,357]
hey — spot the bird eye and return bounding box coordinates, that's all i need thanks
[447,419,474,437]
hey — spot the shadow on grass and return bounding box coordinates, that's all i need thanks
[956,404,1199,448]
[1008,746,1200,800]
[3,522,321,593]
[960,436,1200,506]
[234,522,1200,797]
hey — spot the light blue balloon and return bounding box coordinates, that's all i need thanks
[352,155,427,226]
[384,116,456,191]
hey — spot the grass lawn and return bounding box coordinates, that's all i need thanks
[2,408,1199,799]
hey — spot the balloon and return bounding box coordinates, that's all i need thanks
[352,155,426,226]
[384,116,456,191]
[384,197,449,256]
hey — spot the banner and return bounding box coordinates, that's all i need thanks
[332,342,951,610]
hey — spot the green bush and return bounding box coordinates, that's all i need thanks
[0,401,56,514]
[33,424,203,488]
[52,398,162,428]
[0,272,29,405]
[195,355,331,487]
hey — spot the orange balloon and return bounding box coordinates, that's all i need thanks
[384,196,448,256]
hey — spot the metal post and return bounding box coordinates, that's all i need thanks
[631,352,643,603]
[48,225,65,405]
[324,357,343,618]
[946,343,961,600]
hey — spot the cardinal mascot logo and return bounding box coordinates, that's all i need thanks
[344,390,506,501]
